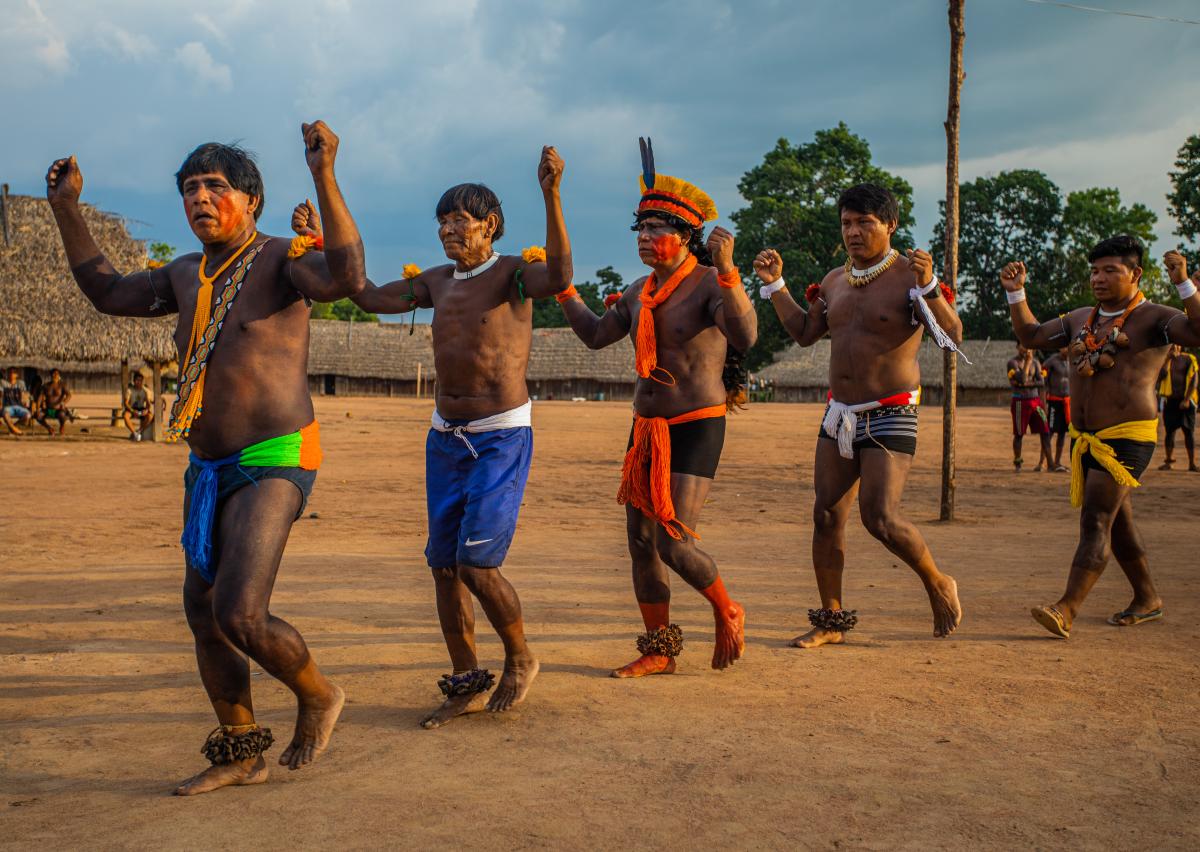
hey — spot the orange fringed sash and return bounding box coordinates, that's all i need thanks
[618,404,727,541]
[635,254,698,385]
[167,236,264,442]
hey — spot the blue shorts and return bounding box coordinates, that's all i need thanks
[3,405,31,419]
[425,425,533,569]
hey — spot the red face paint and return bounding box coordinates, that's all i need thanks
[214,194,245,238]
[651,234,681,263]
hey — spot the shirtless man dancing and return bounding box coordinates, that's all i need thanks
[754,183,963,647]
[553,139,755,677]
[47,120,362,794]
[1001,240,1200,637]
[297,146,569,727]
[1157,344,1198,471]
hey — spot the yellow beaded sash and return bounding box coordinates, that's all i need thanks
[166,235,264,442]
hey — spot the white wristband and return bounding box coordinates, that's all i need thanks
[916,276,938,296]
[759,277,787,299]
[1177,279,1198,300]
[1006,288,1027,305]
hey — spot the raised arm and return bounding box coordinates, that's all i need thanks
[705,228,757,353]
[907,248,963,345]
[46,157,178,317]
[753,248,827,347]
[513,146,573,300]
[1162,250,1200,347]
[558,284,635,350]
[1000,261,1070,350]
[286,121,366,302]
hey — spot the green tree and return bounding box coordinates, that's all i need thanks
[532,265,624,328]
[932,170,1062,340]
[148,241,175,264]
[730,123,914,370]
[311,298,378,322]
[1167,133,1200,263]
[1059,187,1163,306]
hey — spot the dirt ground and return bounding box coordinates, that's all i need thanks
[2,394,1198,850]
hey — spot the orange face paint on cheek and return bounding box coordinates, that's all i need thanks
[651,234,681,263]
[214,194,244,237]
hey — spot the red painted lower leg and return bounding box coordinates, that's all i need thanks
[612,602,676,678]
[701,575,746,670]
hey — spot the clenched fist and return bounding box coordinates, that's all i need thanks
[291,199,322,238]
[906,248,934,286]
[538,145,564,195]
[706,226,736,275]
[302,120,339,176]
[1000,260,1027,292]
[46,156,83,208]
[1164,250,1188,285]
[753,248,783,284]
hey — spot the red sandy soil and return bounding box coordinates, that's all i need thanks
[2,396,1198,849]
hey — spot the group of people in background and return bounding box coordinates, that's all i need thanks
[1,365,155,441]
[1007,340,1198,473]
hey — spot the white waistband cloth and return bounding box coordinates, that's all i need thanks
[431,399,532,459]
[823,390,920,459]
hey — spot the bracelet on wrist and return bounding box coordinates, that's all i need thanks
[759,277,787,299]
[1006,288,1027,305]
[555,284,578,305]
[1176,279,1198,300]
[717,268,741,290]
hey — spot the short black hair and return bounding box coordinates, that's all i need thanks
[175,143,265,221]
[1087,234,1143,269]
[837,183,899,224]
[436,183,504,241]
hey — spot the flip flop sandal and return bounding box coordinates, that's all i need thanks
[1031,605,1070,639]
[1106,608,1163,627]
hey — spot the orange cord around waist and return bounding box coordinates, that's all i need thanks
[617,403,727,541]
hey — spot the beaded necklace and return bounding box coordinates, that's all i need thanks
[844,249,898,287]
[1069,290,1144,376]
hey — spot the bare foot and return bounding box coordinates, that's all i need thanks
[174,756,267,796]
[420,691,490,729]
[279,684,344,770]
[790,626,845,648]
[712,602,745,669]
[928,575,962,637]
[487,653,539,713]
[611,654,676,678]
[1189,465,1199,473]
[1159,461,1174,471]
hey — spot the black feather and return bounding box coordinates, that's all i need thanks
[639,136,656,190]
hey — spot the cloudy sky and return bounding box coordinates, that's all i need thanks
[3,0,1197,318]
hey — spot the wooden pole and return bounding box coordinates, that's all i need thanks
[1,183,9,246]
[149,361,164,442]
[115,358,130,427]
[416,361,423,399]
[940,0,966,522]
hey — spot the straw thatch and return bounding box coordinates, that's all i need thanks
[0,194,175,364]
[758,338,1022,403]
[307,322,635,384]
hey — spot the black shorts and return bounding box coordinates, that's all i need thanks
[817,403,918,456]
[627,415,726,479]
[183,462,317,520]
[1163,401,1196,434]
[1081,439,1155,482]
[1047,399,1070,435]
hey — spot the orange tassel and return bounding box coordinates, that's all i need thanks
[636,254,697,385]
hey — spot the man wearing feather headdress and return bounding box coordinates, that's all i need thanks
[553,139,757,678]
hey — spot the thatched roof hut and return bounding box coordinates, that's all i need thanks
[0,194,174,365]
[758,339,1020,404]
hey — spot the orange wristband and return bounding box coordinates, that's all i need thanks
[555,284,578,304]
[717,268,741,289]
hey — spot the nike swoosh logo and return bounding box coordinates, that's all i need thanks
[464,538,494,547]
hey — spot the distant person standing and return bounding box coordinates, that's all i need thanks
[1157,343,1197,471]
[1043,346,1072,471]
[1,367,32,435]
[123,371,155,441]
[1007,344,1052,471]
